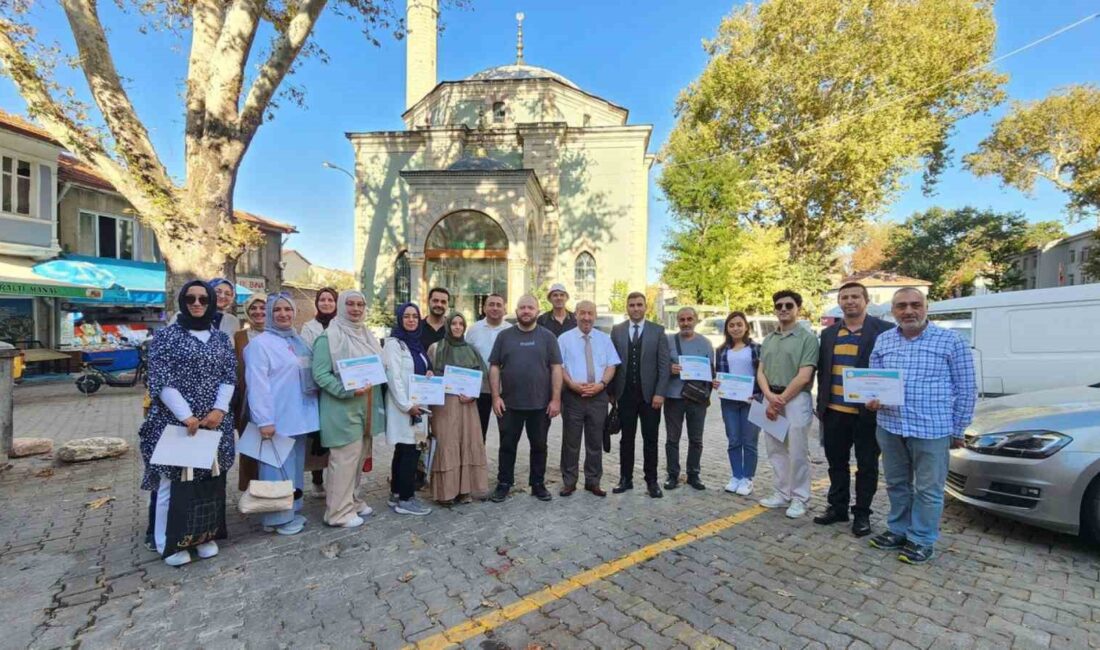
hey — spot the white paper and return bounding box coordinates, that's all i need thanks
[842,368,905,406]
[678,355,713,381]
[151,425,221,469]
[443,365,483,398]
[335,354,388,391]
[748,398,789,442]
[716,372,754,401]
[410,375,445,406]
[237,422,296,467]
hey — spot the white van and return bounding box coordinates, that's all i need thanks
[696,315,782,349]
[928,284,1100,396]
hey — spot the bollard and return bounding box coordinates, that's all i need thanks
[0,348,17,461]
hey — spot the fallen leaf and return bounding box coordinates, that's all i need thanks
[85,496,115,509]
[480,599,497,608]
[776,590,793,598]
[88,485,110,492]
[409,533,426,548]
[34,468,54,478]
[495,547,509,556]
[306,583,320,590]
[320,542,341,559]
[398,571,415,583]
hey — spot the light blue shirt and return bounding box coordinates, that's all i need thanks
[558,327,620,384]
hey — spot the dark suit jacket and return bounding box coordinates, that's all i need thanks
[816,315,893,419]
[611,319,671,403]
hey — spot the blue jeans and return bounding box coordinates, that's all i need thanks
[876,426,951,546]
[258,435,307,527]
[721,399,759,480]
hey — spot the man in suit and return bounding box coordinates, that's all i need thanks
[610,291,671,498]
[813,281,893,536]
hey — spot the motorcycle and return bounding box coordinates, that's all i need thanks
[75,339,149,394]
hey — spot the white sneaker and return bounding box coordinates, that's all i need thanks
[736,479,754,496]
[164,550,191,567]
[336,515,364,528]
[358,505,374,518]
[196,541,219,559]
[759,493,790,509]
[724,478,740,494]
[785,499,806,518]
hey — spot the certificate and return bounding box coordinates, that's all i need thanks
[678,355,713,381]
[842,368,905,406]
[151,425,221,469]
[335,354,387,391]
[747,398,789,442]
[237,423,296,467]
[716,373,754,401]
[410,375,445,406]
[443,365,483,398]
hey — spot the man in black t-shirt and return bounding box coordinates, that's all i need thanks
[419,287,450,349]
[489,294,563,502]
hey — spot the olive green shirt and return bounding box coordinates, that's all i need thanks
[759,325,819,392]
[311,333,386,449]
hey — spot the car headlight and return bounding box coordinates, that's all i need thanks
[964,430,1072,458]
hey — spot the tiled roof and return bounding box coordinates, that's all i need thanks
[836,270,932,288]
[233,209,297,234]
[58,154,116,192]
[0,108,60,146]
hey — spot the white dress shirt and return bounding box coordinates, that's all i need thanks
[466,319,511,376]
[558,327,621,385]
[243,332,320,435]
[627,318,646,342]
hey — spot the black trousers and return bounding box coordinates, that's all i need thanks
[477,393,494,441]
[822,408,880,515]
[391,443,420,501]
[664,397,707,480]
[618,385,662,485]
[497,408,548,487]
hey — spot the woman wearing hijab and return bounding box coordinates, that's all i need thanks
[426,312,489,504]
[383,302,433,516]
[208,278,240,337]
[299,287,339,496]
[233,293,267,491]
[244,293,320,535]
[312,290,386,528]
[139,280,237,567]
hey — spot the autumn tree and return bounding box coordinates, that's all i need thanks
[965,85,1100,223]
[0,0,414,301]
[847,221,898,274]
[660,0,1005,259]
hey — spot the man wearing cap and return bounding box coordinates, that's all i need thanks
[537,283,577,337]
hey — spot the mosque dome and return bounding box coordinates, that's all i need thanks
[465,64,580,90]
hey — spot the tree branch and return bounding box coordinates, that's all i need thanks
[185,0,225,160]
[203,0,264,135]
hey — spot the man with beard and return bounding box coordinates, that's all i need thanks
[537,283,577,336]
[488,295,563,502]
[420,287,451,349]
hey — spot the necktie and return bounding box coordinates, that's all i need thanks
[583,334,596,383]
[632,324,640,343]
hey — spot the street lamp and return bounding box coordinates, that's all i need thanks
[321,160,356,183]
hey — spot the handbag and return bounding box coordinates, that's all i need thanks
[163,463,228,557]
[675,335,712,406]
[238,440,294,515]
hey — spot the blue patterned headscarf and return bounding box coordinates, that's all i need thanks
[391,302,430,375]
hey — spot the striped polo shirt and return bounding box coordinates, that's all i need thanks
[828,327,861,414]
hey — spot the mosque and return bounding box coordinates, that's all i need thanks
[349,0,653,317]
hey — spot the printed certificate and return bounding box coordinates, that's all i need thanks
[335,354,387,391]
[678,355,713,381]
[443,365,483,398]
[842,368,905,405]
[716,372,754,401]
[410,375,445,406]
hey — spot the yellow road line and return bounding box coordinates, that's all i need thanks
[409,493,803,650]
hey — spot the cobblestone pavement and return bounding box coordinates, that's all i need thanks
[3,382,1100,649]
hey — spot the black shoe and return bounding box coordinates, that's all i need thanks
[813,507,850,526]
[647,482,664,499]
[687,477,706,491]
[664,477,679,490]
[868,531,907,550]
[852,514,872,537]
[490,484,510,503]
[531,484,552,502]
[612,480,633,494]
[898,541,935,564]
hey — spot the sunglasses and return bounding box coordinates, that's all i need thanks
[774,302,797,311]
[184,295,210,306]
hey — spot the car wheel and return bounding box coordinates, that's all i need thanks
[1080,477,1100,543]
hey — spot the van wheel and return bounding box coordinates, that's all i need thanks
[1080,477,1100,543]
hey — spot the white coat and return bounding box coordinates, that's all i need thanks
[382,337,429,445]
[244,332,320,437]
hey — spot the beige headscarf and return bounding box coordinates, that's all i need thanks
[243,293,268,339]
[327,290,382,373]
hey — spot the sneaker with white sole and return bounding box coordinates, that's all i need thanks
[332,514,364,528]
[785,499,806,518]
[196,541,219,559]
[395,498,432,516]
[736,479,754,496]
[388,493,399,508]
[358,505,374,518]
[759,493,790,509]
[164,550,191,567]
[724,478,741,493]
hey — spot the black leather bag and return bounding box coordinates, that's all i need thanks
[675,336,712,406]
[603,403,621,452]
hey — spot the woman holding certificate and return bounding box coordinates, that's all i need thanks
[139,281,237,567]
[713,312,763,497]
[300,287,339,498]
[312,290,387,528]
[382,303,434,516]
[426,313,489,504]
[244,294,320,535]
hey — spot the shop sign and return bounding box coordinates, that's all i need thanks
[0,281,101,299]
[237,276,267,292]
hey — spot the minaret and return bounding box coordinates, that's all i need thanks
[405,0,438,111]
[515,12,525,65]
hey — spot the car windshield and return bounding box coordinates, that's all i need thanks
[697,318,723,336]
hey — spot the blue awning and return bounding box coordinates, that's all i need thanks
[32,254,253,306]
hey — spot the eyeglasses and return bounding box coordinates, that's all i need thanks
[774,302,796,311]
[184,295,209,306]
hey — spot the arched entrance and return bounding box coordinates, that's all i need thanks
[424,210,509,318]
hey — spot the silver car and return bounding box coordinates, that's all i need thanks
[947,385,1100,538]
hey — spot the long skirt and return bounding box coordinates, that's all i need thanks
[430,395,489,502]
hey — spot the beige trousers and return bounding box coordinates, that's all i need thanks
[324,436,369,525]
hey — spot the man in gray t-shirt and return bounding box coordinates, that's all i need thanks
[664,307,714,491]
[488,295,563,503]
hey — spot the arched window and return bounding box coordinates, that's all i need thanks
[394,251,411,305]
[574,252,596,302]
[492,101,506,123]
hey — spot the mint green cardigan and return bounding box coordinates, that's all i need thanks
[311,332,386,448]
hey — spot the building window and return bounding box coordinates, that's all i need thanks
[1068,274,1075,285]
[574,252,596,301]
[1070,249,1077,264]
[492,101,506,123]
[1083,247,1091,262]
[1,154,33,217]
[395,251,411,305]
[79,211,134,259]
[582,114,592,127]
[236,244,264,276]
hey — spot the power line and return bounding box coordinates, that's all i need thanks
[661,11,1100,170]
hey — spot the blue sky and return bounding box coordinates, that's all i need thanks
[2,1,1098,282]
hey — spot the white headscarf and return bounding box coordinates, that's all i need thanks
[327,290,382,373]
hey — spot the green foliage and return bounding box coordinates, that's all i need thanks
[1021,221,1068,249]
[966,85,1100,222]
[608,280,630,316]
[661,0,1005,259]
[883,207,1045,299]
[1082,230,1100,283]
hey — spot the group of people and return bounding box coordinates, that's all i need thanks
[138,276,975,568]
